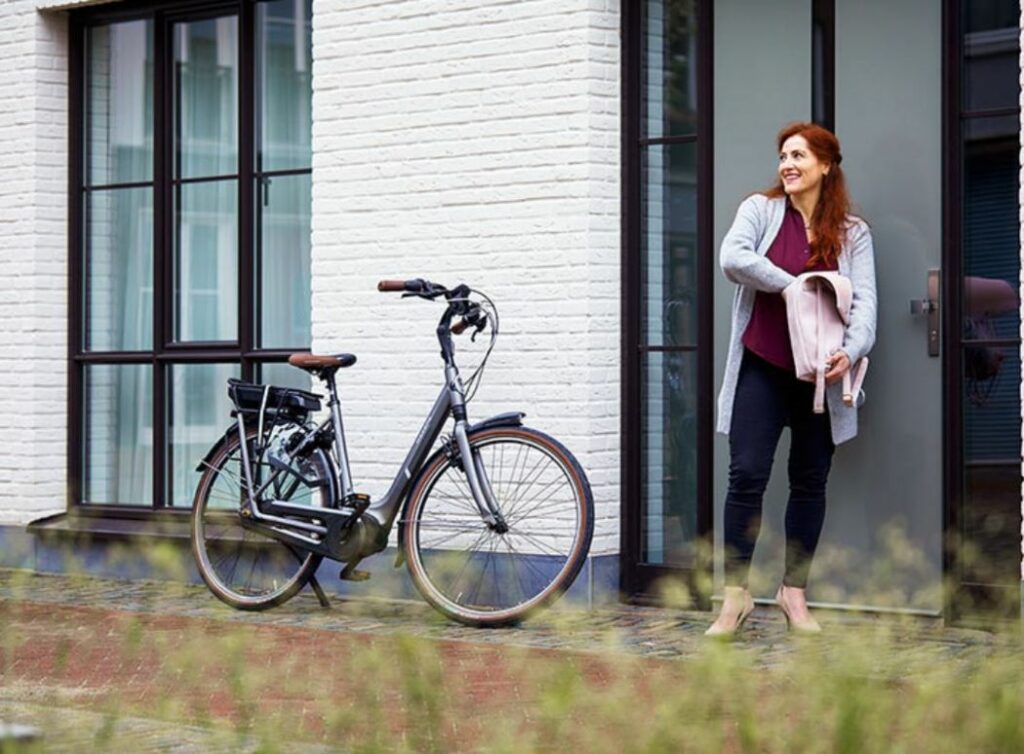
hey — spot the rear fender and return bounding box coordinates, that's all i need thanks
[195,423,242,472]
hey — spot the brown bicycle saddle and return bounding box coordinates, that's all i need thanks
[287,353,357,371]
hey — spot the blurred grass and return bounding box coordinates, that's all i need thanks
[0,539,1021,753]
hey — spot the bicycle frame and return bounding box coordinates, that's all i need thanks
[234,349,508,563]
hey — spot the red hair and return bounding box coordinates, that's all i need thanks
[763,122,854,269]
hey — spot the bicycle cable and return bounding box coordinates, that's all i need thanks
[445,288,499,405]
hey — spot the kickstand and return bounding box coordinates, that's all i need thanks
[308,574,331,608]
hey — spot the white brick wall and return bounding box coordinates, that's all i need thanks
[310,0,621,553]
[0,0,623,546]
[0,3,69,525]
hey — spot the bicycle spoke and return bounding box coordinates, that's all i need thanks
[193,429,332,608]
[408,432,592,623]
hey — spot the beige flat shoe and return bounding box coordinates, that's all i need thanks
[705,595,755,639]
[776,585,821,634]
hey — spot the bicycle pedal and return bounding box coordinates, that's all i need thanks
[340,563,371,582]
[343,492,371,511]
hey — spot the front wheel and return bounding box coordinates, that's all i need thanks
[403,427,594,627]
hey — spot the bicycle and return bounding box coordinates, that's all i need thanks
[190,279,594,626]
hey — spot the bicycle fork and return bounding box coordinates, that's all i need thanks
[447,367,507,533]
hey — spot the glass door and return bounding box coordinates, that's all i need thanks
[622,0,713,605]
[949,0,1022,620]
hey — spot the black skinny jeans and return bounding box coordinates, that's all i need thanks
[724,350,835,589]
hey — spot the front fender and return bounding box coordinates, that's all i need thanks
[467,411,525,434]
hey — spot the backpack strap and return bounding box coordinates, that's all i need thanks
[813,281,827,414]
[843,357,869,407]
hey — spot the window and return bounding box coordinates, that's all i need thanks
[622,0,712,599]
[953,0,1022,595]
[71,0,313,511]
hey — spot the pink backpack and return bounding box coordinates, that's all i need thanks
[782,272,869,414]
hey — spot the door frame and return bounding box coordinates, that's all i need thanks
[942,0,1023,623]
[619,0,715,607]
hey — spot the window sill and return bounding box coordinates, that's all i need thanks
[27,511,192,542]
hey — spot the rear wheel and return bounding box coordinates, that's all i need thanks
[403,427,593,626]
[191,425,335,610]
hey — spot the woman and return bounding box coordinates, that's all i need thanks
[705,122,877,637]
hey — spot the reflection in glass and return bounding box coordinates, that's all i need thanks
[258,361,313,392]
[963,142,1021,335]
[87,188,153,351]
[257,0,312,172]
[169,363,238,507]
[962,347,1021,586]
[962,139,1021,438]
[85,364,152,505]
[641,352,697,566]
[259,174,311,347]
[642,0,697,138]
[965,0,1018,33]
[174,17,238,178]
[174,180,238,342]
[87,21,154,186]
[642,143,698,346]
[962,1,1020,112]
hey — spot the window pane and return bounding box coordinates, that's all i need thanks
[642,0,698,138]
[87,21,154,186]
[86,188,153,351]
[642,143,698,346]
[965,0,1018,33]
[174,179,238,342]
[963,141,1021,341]
[168,363,239,507]
[258,362,314,392]
[174,16,238,178]
[963,1,1020,111]
[257,0,312,172]
[259,173,310,347]
[85,364,152,505]
[961,351,1021,586]
[641,351,698,566]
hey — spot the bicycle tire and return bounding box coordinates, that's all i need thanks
[403,426,594,627]
[191,425,336,611]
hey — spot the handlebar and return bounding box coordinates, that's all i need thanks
[378,279,431,293]
[377,278,488,336]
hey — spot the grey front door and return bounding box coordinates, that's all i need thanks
[713,0,947,613]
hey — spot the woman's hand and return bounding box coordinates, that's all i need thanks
[825,350,851,385]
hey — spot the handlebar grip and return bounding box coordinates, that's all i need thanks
[377,280,407,292]
[451,318,470,335]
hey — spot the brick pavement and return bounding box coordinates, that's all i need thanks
[0,570,1004,751]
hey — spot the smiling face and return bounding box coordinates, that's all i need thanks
[778,134,830,197]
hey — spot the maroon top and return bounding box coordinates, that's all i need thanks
[742,202,838,371]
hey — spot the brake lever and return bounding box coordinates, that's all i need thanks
[470,313,488,342]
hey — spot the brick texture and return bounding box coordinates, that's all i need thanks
[0,4,68,525]
[309,0,621,553]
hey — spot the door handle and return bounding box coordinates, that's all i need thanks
[909,268,940,357]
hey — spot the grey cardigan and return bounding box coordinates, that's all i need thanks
[717,194,877,445]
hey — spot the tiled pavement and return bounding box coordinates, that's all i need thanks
[0,570,1009,751]
[0,570,1001,659]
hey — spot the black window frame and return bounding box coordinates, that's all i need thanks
[67,0,312,517]
[620,0,715,606]
[942,0,1023,621]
